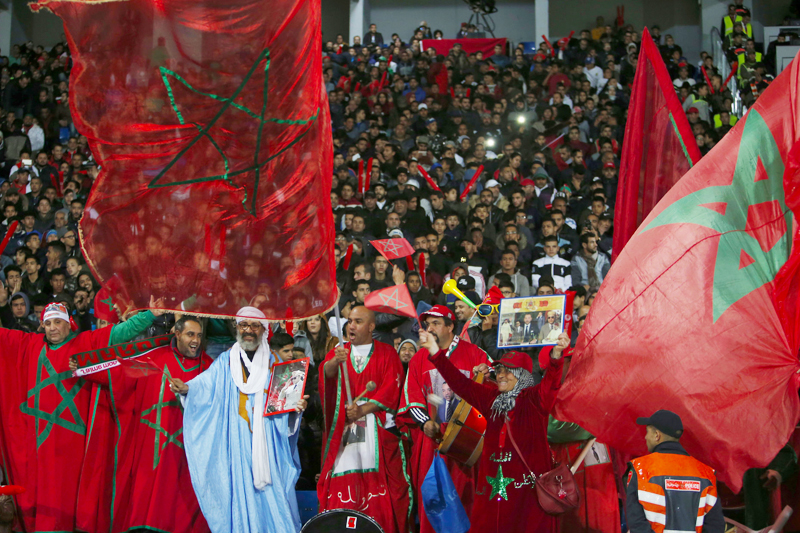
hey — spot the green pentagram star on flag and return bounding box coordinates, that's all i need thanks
[642,108,792,322]
[150,47,320,216]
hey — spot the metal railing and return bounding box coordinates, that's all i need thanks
[710,26,744,117]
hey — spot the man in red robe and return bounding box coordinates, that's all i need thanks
[318,306,411,533]
[71,315,212,533]
[397,304,490,533]
[0,299,163,533]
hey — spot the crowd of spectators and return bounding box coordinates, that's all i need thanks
[0,5,790,524]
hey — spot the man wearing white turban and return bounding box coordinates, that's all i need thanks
[170,307,309,533]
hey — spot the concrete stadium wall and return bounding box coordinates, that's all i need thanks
[367,0,538,46]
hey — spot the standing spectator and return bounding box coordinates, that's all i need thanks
[364,24,384,47]
[570,233,610,291]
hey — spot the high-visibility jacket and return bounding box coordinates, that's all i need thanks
[737,51,762,65]
[713,113,738,129]
[631,451,719,533]
[723,14,743,36]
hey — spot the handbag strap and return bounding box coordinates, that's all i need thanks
[504,420,536,476]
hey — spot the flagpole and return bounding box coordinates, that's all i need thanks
[333,298,354,406]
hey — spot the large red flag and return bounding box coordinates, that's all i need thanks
[554,54,800,491]
[37,0,335,320]
[612,28,702,261]
[364,284,417,319]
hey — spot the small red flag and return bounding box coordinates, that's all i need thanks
[365,284,417,318]
[418,253,427,287]
[357,159,365,194]
[364,157,373,192]
[342,243,354,270]
[418,166,441,192]
[405,256,415,272]
[0,221,19,256]
[370,238,415,261]
[459,165,484,201]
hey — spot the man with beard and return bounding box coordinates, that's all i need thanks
[70,316,213,533]
[171,307,309,533]
[398,305,490,533]
[318,306,410,533]
[0,299,164,533]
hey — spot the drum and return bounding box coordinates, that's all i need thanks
[438,372,486,467]
[301,509,385,533]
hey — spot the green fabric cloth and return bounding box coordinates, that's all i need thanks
[109,310,155,345]
[547,416,594,443]
[743,444,798,529]
[206,318,235,344]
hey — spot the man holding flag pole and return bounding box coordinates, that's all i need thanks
[317,305,410,533]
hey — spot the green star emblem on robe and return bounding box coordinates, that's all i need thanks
[149,47,320,216]
[486,465,515,501]
[20,351,86,448]
[642,108,792,322]
[140,366,184,469]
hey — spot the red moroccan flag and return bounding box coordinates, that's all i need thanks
[365,284,417,319]
[37,0,335,319]
[612,28,702,261]
[554,54,800,491]
[370,238,415,261]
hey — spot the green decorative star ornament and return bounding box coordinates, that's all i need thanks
[642,109,792,322]
[486,465,515,501]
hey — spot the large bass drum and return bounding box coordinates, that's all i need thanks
[301,509,385,533]
[438,372,486,467]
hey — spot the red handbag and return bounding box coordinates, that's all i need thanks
[505,422,588,515]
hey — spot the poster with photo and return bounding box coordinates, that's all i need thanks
[264,358,310,416]
[496,295,567,349]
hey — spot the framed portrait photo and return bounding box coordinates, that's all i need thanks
[264,357,310,416]
[496,295,567,349]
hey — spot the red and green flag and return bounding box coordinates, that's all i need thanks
[35,0,335,320]
[612,28,702,261]
[370,238,415,261]
[555,54,800,491]
[365,284,417,319]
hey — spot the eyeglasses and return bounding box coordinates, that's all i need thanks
[477,303,500,317]
[237,323,262,332]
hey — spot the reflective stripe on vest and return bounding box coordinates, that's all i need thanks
[633,452,718,533]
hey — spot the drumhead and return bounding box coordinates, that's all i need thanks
[301,509,385,533]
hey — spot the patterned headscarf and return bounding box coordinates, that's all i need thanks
[490,365,537,420]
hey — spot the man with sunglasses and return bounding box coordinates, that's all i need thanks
[398,305,491,533]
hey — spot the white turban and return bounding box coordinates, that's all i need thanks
[235,306,270,329]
